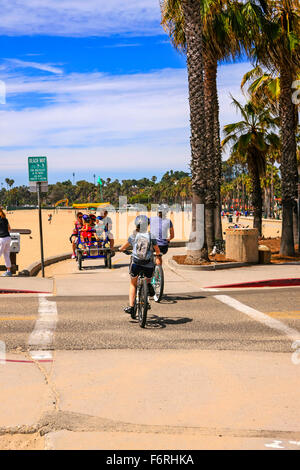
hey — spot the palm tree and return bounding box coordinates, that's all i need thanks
[161,0,244,251]
[241,66,281,116]
[166,0,208,260]
[222,98,280,234]
[242,0,300,255]
[242,64,300,242]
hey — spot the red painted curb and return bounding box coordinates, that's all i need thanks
[207,278,300,289]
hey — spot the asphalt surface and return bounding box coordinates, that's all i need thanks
[1,287,299,353]
[1,284,300,450]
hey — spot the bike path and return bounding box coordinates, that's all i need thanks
[43,248,300,296]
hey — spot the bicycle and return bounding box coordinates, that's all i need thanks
[123,250,150,328]
[151,254,164,302]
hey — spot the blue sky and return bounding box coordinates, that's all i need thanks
[0,0,250,186]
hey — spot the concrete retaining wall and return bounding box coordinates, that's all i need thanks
[225,228,259,263]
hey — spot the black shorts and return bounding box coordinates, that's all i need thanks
[130,263,154,279]
[158,245,168,255]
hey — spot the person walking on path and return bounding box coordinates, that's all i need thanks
[149,205,174,261]
[0,208,12,277]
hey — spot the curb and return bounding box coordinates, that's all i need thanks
[208,278,300,289]
[0,288,51,294]
[25,252,72,277]
[168,258,250,271]
[23,242,188,277]
[169,241,187,248]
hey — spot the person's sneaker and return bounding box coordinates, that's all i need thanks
[71,254,76,259]
[124,306,134,315]
[2,271,12,277]
[148,283,155,297]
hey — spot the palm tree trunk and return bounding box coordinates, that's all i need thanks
[181,0,208,261]
[270,163,274,218]
[203,56,219,250]
[210,57,223,241]
[279,67,298,256]
[248,153,262,236]
[293,201,298,247]
[186,192,208,260]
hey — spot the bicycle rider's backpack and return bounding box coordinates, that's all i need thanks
[135,232,151,264]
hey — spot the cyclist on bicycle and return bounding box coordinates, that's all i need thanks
[149,204,174,260]
[119,215,161,316]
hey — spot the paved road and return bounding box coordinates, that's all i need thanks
[1,264,300,449]
[1,288,300,353]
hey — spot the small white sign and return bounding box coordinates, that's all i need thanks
[29,182,48,193]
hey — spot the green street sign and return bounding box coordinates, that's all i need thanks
[28,156,48,182]
[97,177,103,186]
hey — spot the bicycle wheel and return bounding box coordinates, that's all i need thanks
[77,252,82,270]
[152,265,164,302]
[131,298,137,319]
[138,279,148,328]
[106,253,112,269]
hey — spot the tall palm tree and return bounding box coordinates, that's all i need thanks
[168,0,208,261]
[161,0,243,252]
[222,98,280,234]
[242,0,300,255]
[242,64,300,242]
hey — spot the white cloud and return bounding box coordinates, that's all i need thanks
[0,62,251,173]
[4,59,63,75]
[0,0,162,37]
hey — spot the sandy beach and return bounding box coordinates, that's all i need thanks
[3,209,282,272]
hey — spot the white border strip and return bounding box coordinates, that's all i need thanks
[215,295,300,343]
[29,294,58,360]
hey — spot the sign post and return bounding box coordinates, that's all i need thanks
[28,157,48,277]
[97,177,103,202]
[298,182,300,252]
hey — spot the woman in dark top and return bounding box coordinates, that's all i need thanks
[0,208,12,276]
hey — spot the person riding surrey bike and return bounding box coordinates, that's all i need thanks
[71,212,84,259]
[149,204,174,260]
[119,215,161,316]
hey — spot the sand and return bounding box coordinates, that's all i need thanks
[0,433,44,450]
[2,210,283,272]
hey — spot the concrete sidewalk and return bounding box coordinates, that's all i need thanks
[43,248,300,297]
[0,277,54,294]
[2,349,300,449]
[0,247,299,297]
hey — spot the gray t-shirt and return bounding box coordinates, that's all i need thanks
[128,231,157,267]
[95,216,113,238]
[150,216,173,246]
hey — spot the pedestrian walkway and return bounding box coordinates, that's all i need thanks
[41,247,300,296]
[0,248,299,296]
[0,277,53,294]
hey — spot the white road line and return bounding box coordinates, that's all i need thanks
[215,295,300,342]
[200,288,220,292]
[28,294,58,360]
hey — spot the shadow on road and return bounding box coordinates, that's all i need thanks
[76,263,129,271]
[160,294,206,304]
[145,315,193,329]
